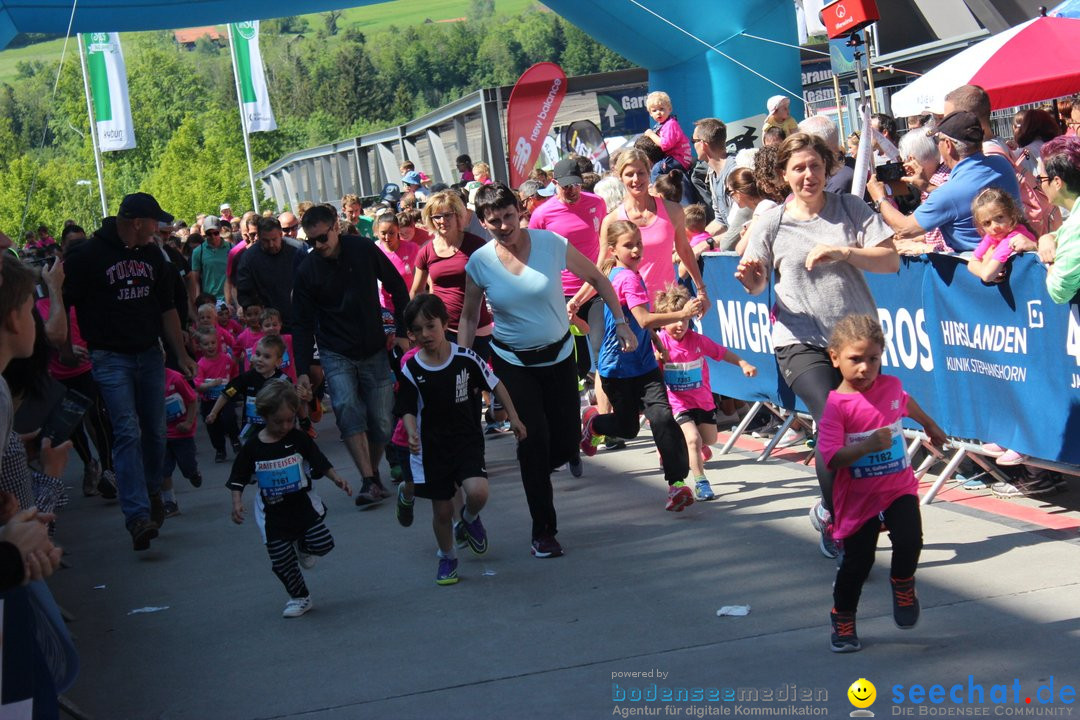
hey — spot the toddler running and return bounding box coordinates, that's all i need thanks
[817,314,946,653]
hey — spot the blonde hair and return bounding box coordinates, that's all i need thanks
[654,283,691,314]
[473,161,491,179]
[613,148,650,180]
[646,91,672,111]
[421,190,468,233]
[684,203,707,233]
[601,219,640,275]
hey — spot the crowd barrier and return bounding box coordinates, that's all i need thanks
[698,252,1080,466]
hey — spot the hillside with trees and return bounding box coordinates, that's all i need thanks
[0,1,631,235]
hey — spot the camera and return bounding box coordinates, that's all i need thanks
[875,161,905,183]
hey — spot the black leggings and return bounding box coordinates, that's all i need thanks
[59,371,114,473]
[776,345,842,511]
[594,369,689,485]
[833,494,923,612]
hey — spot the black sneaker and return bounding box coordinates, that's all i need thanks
[215,449,228,463]
[568,456,583,478]
[97,470,118,499]
[189,470,203,489]
[149,492,166,529]
[130,518,159,551]
[355,477,383,507]
[829,609,861,653]
[530,535,564,558]
[891,576,920,629]
[163,500,181,518]
[231,438,243,454]
[396,485,414,527]
[603,436,626,450]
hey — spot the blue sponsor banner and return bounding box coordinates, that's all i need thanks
[699,252,1080,464]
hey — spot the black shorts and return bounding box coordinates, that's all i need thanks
[413,440,487,501]
[774,343,838,388]
[676,407,717,426]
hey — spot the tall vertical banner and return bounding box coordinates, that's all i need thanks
[229,21,277,132]
[506,62,567,188]
[83,33,136,151]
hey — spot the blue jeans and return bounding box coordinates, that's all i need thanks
[320,348,394,445]
[91,348,166,528]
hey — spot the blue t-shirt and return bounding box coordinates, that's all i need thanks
[465,229,573,367]
[598,267,656,379]
[913,153,1020,252]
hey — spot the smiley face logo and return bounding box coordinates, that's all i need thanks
[848,678,876,709]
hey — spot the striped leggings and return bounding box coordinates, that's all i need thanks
[265,522,335,598]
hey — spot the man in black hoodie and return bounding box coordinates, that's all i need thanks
[64,193,197,551]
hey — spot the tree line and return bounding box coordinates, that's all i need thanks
[0,4,631,237]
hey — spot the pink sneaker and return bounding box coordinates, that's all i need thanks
[982,443,1007,457]
[702,445,713,463]
[665,482,695,512]
[996,449,1028,466]
[580,407,600,457]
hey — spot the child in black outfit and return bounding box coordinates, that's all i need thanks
[207,335,297,440]
[227,380,352,618]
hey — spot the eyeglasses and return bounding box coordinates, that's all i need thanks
[281,225,299,233]
[1035,175,1052,185]
[430,213,456,222]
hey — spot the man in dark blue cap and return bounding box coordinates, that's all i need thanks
[64,192,198,551]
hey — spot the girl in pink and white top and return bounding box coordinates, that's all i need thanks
[374,214,419,314]
[597,149,708,306]
[816,314,945,653]
[965,188,1034,283]
[655,285,756,502]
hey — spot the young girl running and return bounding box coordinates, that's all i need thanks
[817,314,946,653]
[965,188,1035,283]
[395,294,525,585]
[654,284,757,501]
[227,381,352,618]
[580,220,703,512]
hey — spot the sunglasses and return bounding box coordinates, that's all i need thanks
[205,229,220,236]
[282,224,299,233]
[308,231,332,245]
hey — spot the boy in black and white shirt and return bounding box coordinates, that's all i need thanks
[395,294,525,586]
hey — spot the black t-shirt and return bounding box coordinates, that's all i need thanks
[394,344,498,460]
[226,428,331,509]
[222,369,287,426]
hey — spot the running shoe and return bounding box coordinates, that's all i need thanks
[961,476,993,491]
[189,470,203,489]
[991,476,1056,498]
[665,482,695,512]
[981,442,1007,457]
[530,535,564,558]
[891,576,920,629]
[436,557,459,585]
[454,520,468,549]
[777,428,807,448]
[996,450,1028,466]
[580,407,600,457]
[129,518,158,552]
[701,445,713,463]
[603,436,626,450]
[694,478,715,501]
[355,477,384,507]
[282,596,312,618]
[163,500,181,518]
[568,455,583,478]
[296,542,317,569]
[829,609,861,653]
[396,485,414,527]
[460,513,488,555]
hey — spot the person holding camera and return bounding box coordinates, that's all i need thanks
[735,132,899,560]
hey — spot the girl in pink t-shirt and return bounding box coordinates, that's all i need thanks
[375,214,419,313]
[965,188,1034,283]
[816,314,946,653]
[655,285,756,502]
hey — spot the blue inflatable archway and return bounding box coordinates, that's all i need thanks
[0,0,802,136]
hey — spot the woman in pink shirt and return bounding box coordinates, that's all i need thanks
[375,214,419,314]
[596,149,708,305]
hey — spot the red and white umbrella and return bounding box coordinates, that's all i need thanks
[891,16,1080,116]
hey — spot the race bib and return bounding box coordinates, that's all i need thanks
[165,392,186,423]
[254,452,306,497]
[847,420,909,480]
[664,359,704,391]
[280,350,291,369]
[203,381,224,401]
[244,396,264,425]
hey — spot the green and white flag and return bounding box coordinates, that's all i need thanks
[229,21,277,133]
[83,33,136,151]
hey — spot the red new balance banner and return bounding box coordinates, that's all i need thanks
[506,62,567,188]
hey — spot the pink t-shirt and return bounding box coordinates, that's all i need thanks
[817,374,916,540]
[226,241,248,282]
[618,199,676,295]
[36,299,92,380]
[378,239,419,312]
[528,192,607,295]
[164,368,198,439]
[223,319,244,337]
[690,230,711,249]
[414,233,493,331]
[658,329,727,416]
[195,326,238,361]
[235,328,264,354]
[973,225,1035,264]
[657,117,692,170]
[195,353,237,402]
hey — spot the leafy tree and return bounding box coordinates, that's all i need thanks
[323,10,344,36]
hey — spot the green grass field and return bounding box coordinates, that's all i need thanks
[0,0,536,84]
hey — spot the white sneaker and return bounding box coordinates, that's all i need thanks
[777,428,807,448]
[282,596,313,618]
[296,542,317,569]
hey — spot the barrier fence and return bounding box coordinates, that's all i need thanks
[698,253,1080,466]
